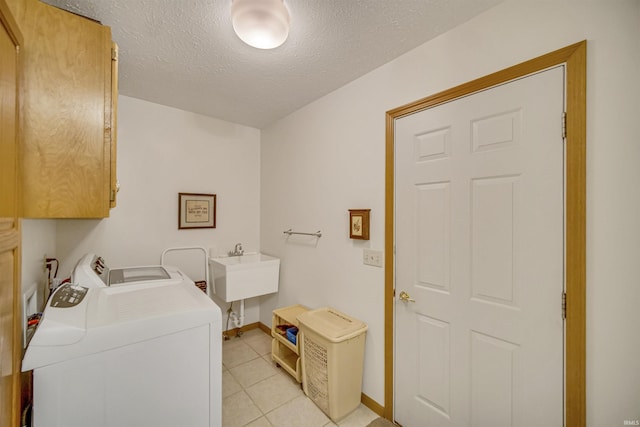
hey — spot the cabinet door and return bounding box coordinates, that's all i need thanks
[18,0,115,218]
[0,1,22,425]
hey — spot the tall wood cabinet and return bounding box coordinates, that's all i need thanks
[11,0,118,218]
[0,0,22,425]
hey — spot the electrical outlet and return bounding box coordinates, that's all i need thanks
[363,249,383,267]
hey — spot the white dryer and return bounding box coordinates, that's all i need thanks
[23,257,222,427]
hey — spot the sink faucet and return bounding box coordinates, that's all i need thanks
[229,243,244,256]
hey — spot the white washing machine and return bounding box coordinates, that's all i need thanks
[23,256,222,427]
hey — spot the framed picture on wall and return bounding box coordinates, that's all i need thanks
[349,209,370,240]
[179,193,216,229]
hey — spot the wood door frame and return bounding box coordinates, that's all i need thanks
[384,41,586,425]
[0,0,23,425]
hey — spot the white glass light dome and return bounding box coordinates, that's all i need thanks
[231,0,291,49]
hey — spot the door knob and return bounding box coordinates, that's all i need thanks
[399,291,415,303]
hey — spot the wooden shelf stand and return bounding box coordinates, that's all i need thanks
[271,304,309,383]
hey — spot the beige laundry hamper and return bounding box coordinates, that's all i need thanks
[298,307,368,422]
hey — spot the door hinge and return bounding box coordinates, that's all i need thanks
[562,291,567,320]
[562,112,567,139]
[111,46,118,61]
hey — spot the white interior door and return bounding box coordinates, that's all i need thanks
[394,66,565,426]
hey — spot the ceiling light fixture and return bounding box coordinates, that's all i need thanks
[231,0,290,49]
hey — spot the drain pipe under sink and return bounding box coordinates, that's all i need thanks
[224,299,245,340]
[230,299,245,329]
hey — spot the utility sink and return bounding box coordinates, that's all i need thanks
[209,253,280,302]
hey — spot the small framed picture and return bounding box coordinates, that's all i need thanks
[179,193,216,229]
[349,209,370,240]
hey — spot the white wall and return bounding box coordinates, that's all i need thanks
[261,0,640,422]
[21,219,56,309]
[53,96,263,321]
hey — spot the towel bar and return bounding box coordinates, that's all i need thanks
[283,229,322,238]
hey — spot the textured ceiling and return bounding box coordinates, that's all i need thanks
[42,0,501,128]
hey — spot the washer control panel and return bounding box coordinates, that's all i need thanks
[71,253,110,287]
[50,284,88,308]
[91,255,109,284]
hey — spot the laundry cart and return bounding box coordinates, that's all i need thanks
[298,307,368,422]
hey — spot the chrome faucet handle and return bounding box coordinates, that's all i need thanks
[231,243,244,256]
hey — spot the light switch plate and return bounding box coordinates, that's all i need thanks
[363,249,383,267]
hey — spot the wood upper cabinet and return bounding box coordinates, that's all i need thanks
[14,0,117,218]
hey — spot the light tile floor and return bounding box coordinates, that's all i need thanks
[222,328,379,427]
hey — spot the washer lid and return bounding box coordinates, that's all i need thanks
[297,307,367,342]
[108,266,171,285]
